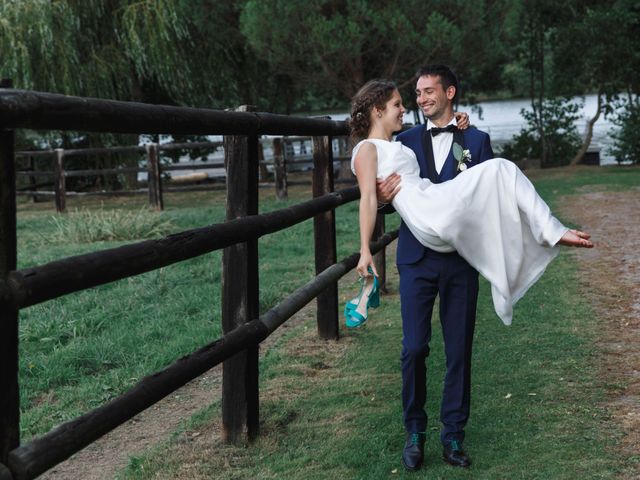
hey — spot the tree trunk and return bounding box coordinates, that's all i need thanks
[570,88,603,166]
[538,24,548,168]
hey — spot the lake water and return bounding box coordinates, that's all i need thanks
[156,93,622,181]
[329,93,620,165]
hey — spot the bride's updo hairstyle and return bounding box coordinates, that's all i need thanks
[349,80,397,144]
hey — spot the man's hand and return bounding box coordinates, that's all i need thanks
[376,173,401,205]
[454,111,470,130]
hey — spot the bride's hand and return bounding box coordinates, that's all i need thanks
[454,111,470,130]
[357,251,379,278]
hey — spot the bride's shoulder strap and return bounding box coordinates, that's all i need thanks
[350,139,378,176]
[351,139,378,159]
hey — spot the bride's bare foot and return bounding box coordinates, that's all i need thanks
[557,229,594,248]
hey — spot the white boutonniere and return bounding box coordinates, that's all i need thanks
[453,142,472,171]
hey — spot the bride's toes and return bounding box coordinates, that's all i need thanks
[572,229,591,240]
[558,230,594,248]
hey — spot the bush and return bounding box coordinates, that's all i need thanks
[609,96,640,164]
[47,206,174,243]
[499,97,582,168]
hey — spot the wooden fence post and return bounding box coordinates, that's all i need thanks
[257,140,269,182]
[146,143,164,211]
[373,213,387,293]
[0,78,19,466]
[337,136,352,179]
[221,105,260,444]
[54,148,66,213]
[272,138,288,200]
[28,155,39,203]
[312,134,339,340]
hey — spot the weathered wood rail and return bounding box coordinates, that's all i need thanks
[0,88,395,479]
[14,136,354,212]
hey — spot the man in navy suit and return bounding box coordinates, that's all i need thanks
[377,65,494,472]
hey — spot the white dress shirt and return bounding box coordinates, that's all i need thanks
[426,117,457,174]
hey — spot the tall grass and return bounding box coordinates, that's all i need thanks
[45,206,174,243]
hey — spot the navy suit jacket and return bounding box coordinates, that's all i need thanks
[393,124,494,265]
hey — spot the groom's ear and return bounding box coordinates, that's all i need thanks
[446,85,456,102]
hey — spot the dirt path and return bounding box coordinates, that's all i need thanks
[559,188,640,478]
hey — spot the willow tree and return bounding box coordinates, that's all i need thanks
[0,0,263,106]
[0,0,272,187]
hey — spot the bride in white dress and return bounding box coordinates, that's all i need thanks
[349,82,593,326]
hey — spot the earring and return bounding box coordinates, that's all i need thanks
[377,112,382,118]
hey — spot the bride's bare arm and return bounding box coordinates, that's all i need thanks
[354,142,380,278]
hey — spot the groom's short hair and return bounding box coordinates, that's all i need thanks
[416,64,458,100]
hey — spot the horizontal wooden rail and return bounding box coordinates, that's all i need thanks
[14,157,351,178]
[15,163,223,178]
[161,163,224,171]
[14,141,225,159]
[158,141,223,151]
[16,182,52,192]
[15,190,147,197]
[15,146,145,158]
[1,186,360,309]
[5,230,397,480]
[0,89,349,136]
[63,167,141,177]
[14,179,341,199]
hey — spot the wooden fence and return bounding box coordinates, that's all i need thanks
[14,134,354,212]
[0,87,395,479]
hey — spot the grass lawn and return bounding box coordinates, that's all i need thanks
[14,165,640,478]
[16,184,380,439]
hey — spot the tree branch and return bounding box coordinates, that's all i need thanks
[570,86,603,166]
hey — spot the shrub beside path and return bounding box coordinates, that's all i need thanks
[559,188,640,478]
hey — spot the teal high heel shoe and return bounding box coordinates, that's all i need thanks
[345,271,380,328]
[344,268,380,314]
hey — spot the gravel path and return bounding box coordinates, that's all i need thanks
[559,188,640,478]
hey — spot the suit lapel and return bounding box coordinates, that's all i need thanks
[421,127,439,183]
[439,129,466,181]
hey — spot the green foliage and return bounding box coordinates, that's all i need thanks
[240,0,513,109]
[0,0,271,109]
[609,96,640,164]
[500,97,582,167]
[550,1,640,99]
[46,206,174,243]
[1,0,138,99]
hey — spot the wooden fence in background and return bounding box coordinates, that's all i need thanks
[0,87,393,479]
[14,135,354,212]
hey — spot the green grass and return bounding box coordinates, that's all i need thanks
[121,256,620,480]
[14,166,640,478]
[16,185,397,438]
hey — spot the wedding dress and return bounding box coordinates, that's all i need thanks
[351,139,568,325]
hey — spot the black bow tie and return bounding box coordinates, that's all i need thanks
[430,125,458,137]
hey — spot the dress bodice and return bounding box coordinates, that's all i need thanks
[351,139,420,179]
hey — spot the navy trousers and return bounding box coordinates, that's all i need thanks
[399,248,479,445]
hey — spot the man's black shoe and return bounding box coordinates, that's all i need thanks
[442,439,471,468]
[401,432,426,471]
